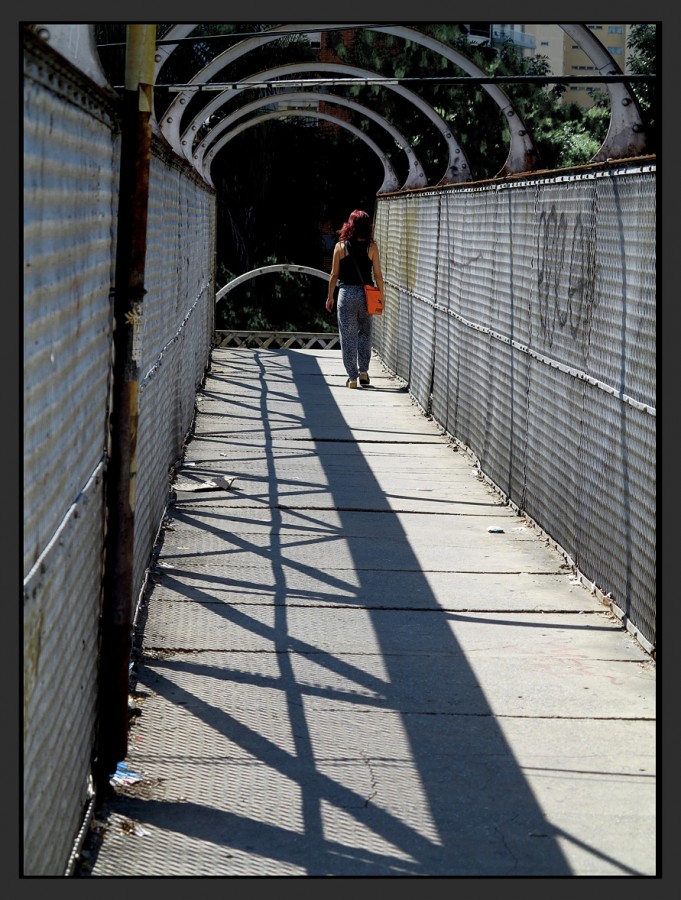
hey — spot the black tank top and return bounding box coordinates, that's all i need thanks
[338,239,373,285]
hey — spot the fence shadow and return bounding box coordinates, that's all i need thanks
[82,347,623,876]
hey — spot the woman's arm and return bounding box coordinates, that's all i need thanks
[326,244,340,312]
[369,241,385,298]
[325,242,341,312]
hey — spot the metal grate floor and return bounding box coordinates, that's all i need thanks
[77,349,655,877]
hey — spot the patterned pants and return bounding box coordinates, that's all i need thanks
[337,284,372,381]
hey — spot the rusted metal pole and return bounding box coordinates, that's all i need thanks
[95,24,156,791]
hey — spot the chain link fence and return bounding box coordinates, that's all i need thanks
[373,166,656,654]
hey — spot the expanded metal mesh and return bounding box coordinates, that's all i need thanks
[374,166,656,650]
[23,466,105,877]
[23,30,656,876]
[215,331,341,349]
[23,33,215,875]
[23,49,118,580]
[23,35,119,876]
[133,150,215,594]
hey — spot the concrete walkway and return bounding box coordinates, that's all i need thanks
[78,347,656,877]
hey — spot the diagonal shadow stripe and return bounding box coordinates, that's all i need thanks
[86,348,653,876]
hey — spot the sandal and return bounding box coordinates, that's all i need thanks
[358,373,370,385]
[346,378,358,388]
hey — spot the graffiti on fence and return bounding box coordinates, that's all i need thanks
[537,205,597,350]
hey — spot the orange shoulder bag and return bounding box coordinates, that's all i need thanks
[348,242,383,315]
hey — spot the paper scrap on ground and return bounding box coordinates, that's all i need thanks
[174,475,236,491]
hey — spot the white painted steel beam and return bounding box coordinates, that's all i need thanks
[180,61,471,185]
[29,23,111,89]
[153,23,196,80]
[158,23,538,178]
[216,263,329,302]
[560,24,648,161]
[194,90,427,190]
[201,109,401,193]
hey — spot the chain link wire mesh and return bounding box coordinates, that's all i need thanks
[23,32,215,875]
[373,167,656,651]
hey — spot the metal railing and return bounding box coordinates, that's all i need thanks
[373,163,656,655]
[23,30,215,876]
[215,330,340,350]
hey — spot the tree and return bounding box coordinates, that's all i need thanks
[93,23,630,331]
[626,24,658,153]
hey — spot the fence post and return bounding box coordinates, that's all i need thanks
[95,24,156,791]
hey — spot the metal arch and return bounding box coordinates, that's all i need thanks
[201,109,401,194]
[216,263,329,302]
[381,25,537,176]
[153,23,196,80]
[193,91,427,189]
[180,61,470,185]
[159,23,346,155]
[559,24,648,161]
[42,23,649,179]
[158,22,539,177]
[31,24,112,89]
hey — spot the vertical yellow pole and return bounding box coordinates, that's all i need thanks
[96,24,156,791]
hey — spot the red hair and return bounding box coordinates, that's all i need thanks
[338,209,371,242]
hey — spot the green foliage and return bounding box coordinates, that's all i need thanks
[93,23,653,331]
[215,261,335,333]
[626,23,658,151]
[527,94,610,170]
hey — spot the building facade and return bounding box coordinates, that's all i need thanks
[465,23,633,108]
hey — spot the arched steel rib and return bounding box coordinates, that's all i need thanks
[180,61,470,185]
[158,23,538,178]
[559,24,648,160]
[201,109,401,193]
[194,90,427,189]
[216,263,329,302]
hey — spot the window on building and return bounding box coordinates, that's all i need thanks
[608,46,623,54]
[588,24,603,30]
[540,40,549,46]
[608,26,624,34]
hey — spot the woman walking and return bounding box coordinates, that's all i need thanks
[325,209,385,388]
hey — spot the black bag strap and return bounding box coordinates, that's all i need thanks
[346,239,371,285]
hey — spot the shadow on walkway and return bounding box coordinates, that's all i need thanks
[79,349,655,877]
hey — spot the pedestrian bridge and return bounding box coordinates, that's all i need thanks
[23,24,657,877]
[76,346,656,877]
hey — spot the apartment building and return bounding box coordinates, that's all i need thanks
[523,24,631,108]
[465,23,633,108]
